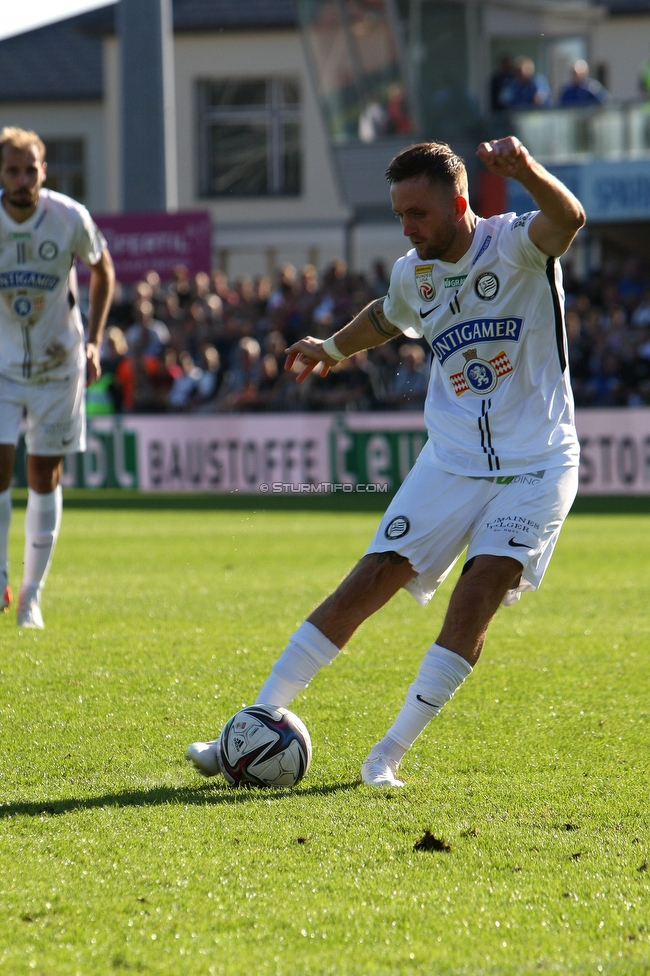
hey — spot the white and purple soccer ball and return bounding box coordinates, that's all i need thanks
[219,704,312,787]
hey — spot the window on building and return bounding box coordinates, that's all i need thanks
[199,78,301,197]
[43,139,85,202]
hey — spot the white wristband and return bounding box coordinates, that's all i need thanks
[321,336,346,361]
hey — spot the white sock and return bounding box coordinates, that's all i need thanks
[255,621,340,707]
[0,487,11,587]
[22,487,62,604]
[369,643,473,765]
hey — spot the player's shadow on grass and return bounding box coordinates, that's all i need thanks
[0,780,360,819]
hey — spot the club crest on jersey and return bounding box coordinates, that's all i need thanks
[450,349,513,396]
[3,288,47,325]
[39,241,58,260]
[414,265,435,302]
[475,272,499,300]
[12,295,32,318]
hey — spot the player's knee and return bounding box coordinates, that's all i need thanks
[331,552,413,611]
[460,554,523,591]
[358,551,415,589]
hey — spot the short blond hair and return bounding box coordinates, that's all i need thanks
[0,127,46,165]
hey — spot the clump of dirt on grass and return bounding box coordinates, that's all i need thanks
[413,830,451,853]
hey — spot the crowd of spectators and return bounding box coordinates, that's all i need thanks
[491,57,611,111]
[87,255,650,416]
[565,258,650,408]
[89,259,428,416]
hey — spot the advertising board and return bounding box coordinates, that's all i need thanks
[12,411,650,495]
[76,211,211,284]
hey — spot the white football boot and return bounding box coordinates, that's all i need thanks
[16,592,44,630]
[360,753,404,787]
[185,736,223,777]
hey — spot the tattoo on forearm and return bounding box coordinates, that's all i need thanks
[367,299,401,339]
[376,552,410,565]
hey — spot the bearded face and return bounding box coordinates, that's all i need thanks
[0,144,47,218]
[390,176,466,263]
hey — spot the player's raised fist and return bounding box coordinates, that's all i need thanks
[476,137,530,178]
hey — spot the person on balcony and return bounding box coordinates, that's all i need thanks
[558,61,611,107]
[498,57,550,109]
[491,54,515,112]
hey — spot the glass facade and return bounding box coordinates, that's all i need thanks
[297,0,492,145]
[297,0,414,144]
[409,0,479,141]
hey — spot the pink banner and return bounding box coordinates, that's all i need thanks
[77,210,212,284]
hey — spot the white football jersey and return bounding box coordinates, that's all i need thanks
[383,211,580,475]
[0,188,105,384]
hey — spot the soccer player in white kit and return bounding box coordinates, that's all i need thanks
[187,136,585,786]
[0,128,114,628]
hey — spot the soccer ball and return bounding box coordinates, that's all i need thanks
[219,704,312,787]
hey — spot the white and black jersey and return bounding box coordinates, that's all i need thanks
[0,188,105,384]
[383,211,579,475]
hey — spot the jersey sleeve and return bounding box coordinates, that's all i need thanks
[382,256,424,338]
[497,210,548,272]
[72,206,106,266]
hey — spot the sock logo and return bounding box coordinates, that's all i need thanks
[416,694,437,708]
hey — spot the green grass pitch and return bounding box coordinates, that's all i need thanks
[0,504,649,975]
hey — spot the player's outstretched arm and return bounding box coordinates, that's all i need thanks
[476,136,585,257]
[285,298,402,383]
[85,248,115,385]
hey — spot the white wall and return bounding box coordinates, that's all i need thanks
[173,30,349,225]
[213,221,347,279]
[0,101,106,211]
[213,219,412,281]
[353,221,409,279]
[102,29,352,271]
[591,15,650,100]
[483,1,600,39]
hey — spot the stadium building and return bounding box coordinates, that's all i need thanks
[0,0,648,277]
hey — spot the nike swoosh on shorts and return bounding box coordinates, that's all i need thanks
[508,538,530,548]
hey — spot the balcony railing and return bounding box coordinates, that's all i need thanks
[511,100,650,163]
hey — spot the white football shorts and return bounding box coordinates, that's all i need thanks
[0,371,86,455]
[366,439,579,606]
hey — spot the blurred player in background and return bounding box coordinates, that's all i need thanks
[187,136,585,786]
[0,127,114,628]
